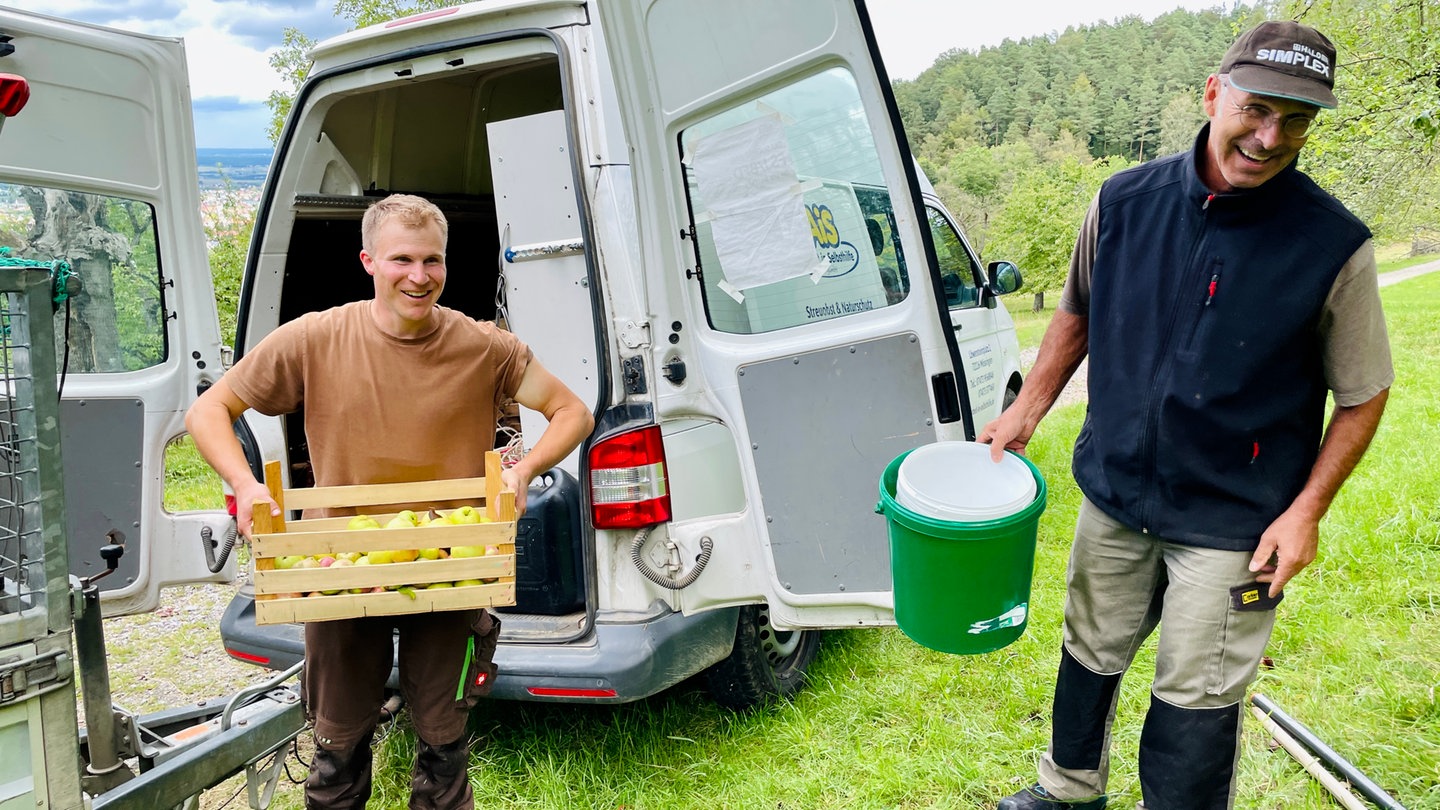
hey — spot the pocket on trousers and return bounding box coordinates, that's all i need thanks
[458,610,500,707]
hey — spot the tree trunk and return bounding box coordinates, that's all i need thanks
[21,188,131,372]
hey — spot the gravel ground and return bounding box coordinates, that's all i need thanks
[1019,346,1089,410]
[95,574,310,809]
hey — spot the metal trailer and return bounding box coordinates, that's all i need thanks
[0,262,306,810]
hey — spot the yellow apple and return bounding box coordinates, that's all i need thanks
[390,548,419,563]
[426,581,454,589]
[417,547,443,560]
[454,579,484,587]
[347,514,382,530]
[449,545,486,558]
[365,550,395,565]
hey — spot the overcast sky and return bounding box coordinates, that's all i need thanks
[5,0,1231,148]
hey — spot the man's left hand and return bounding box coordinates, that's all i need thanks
[500,467,532,517]
[1249,507,1320,598]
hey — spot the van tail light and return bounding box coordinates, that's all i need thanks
[588,426,671,529]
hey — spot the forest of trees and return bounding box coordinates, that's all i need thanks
[891,0,1440,291]
[258,0,1437,294]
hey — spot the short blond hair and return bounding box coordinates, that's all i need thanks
[361,194,448,253]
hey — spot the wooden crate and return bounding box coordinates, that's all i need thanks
[250,450,517,624]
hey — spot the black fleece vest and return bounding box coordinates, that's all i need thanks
[1074,128,1370,550]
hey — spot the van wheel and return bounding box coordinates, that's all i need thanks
[704,604,821,710]
[1002,379,1021,411]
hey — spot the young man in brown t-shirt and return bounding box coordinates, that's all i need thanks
[186,194,593,809]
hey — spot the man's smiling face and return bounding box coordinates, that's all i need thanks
[1200,74,1318,193]
[360,219,447,338]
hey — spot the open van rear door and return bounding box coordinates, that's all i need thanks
[596,0,972,629]
[0,9,227,615]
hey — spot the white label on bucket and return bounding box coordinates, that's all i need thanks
[968,603,1028,634]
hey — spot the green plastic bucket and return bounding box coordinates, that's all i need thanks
[877,447,1046,655]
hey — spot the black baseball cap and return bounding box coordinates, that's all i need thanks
[1220,21,1338,109]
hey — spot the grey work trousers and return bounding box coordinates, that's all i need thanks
[1038,499,1279,810]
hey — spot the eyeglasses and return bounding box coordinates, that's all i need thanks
[1220,80,1317,138]
[1229,100,1317,138]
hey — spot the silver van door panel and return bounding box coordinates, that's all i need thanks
[0,9,227,614]
[739,335,929,596]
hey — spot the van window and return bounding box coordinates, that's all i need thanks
[0,183,167,371]
[682,68,910,334]
[927,204,983,309]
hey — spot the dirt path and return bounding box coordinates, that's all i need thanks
[1378,258,1440,287]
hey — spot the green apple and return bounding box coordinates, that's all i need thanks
[454,579,484,587]
[426,581,454,589]
[384,509,422,530]
[347,514,381,530]
[449,544,486,558]
[447,506,481,525]
[365,550,395,565]
[275,555,306,569]
[417,547,444,560]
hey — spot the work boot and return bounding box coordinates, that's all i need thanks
[997,783,1108,810]
[409,735,473,810]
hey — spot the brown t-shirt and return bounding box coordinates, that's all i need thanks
[224,301,532,513]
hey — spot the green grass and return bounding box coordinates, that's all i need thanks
[164,435,225,512]
[229,267,1440,810]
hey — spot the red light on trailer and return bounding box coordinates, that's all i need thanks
[525,687,619,699]
[0,74,30,117]
[587,426,672,529]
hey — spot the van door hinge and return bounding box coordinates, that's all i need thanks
[617,320,651,349]
[622,356,647,395]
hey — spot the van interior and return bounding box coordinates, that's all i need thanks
[253,45,590,633]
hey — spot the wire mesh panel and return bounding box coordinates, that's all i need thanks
[0,266,67,646]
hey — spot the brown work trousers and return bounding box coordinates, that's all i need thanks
[301,609,500,809]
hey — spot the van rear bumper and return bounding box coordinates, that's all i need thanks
[219,595,739,703]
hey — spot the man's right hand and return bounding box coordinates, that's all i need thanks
[977,409,1036,463]
[234,480,280,539]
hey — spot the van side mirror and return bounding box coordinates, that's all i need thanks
[986,261,1023,296]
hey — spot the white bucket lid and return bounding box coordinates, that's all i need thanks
[896,441,1036,521]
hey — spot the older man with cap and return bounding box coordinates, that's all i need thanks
[982,20,1392,810]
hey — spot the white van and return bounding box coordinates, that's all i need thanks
[0,0,1024,709]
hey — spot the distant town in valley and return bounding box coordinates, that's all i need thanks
[196,147,272,189]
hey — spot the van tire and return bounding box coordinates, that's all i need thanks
[704,604,821,710]
[1002,377,1022,411]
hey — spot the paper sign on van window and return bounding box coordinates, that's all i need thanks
[691,115,825,291]
[694,177,891,334]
